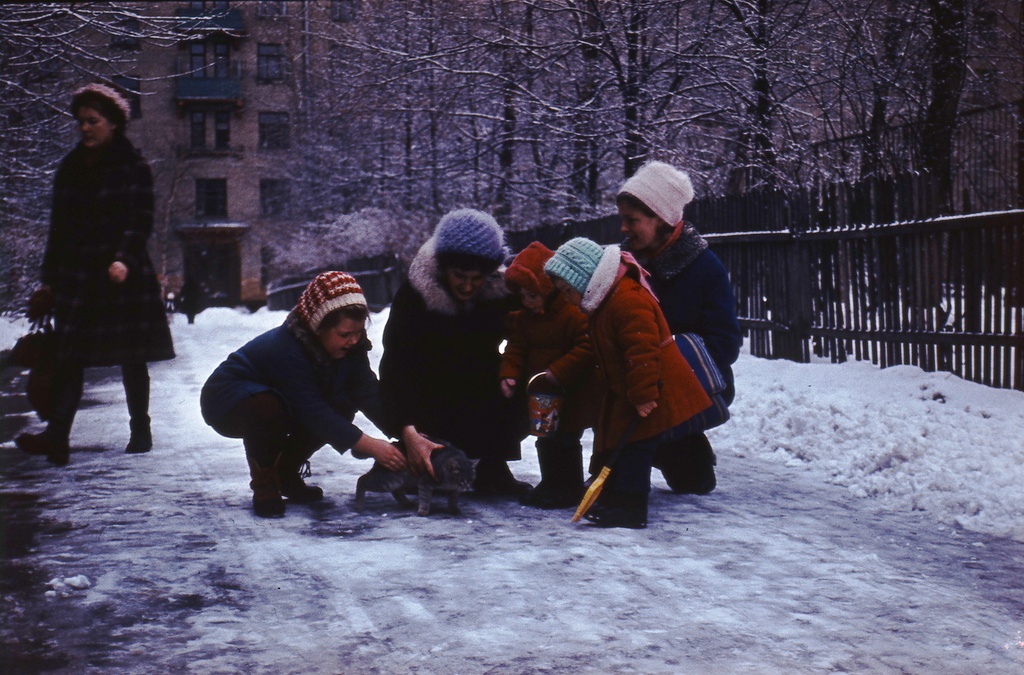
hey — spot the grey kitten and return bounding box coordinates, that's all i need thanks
[354,441,478,516]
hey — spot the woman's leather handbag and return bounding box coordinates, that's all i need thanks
[10,318,57,422]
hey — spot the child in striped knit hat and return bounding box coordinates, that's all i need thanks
[201,271,427,518]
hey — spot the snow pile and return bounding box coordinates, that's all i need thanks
[713,351,1024,542]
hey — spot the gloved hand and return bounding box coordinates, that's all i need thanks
[26,286,55,320]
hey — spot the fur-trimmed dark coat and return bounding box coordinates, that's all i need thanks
[379,237,522,461]
[42,135,174,366]
[580,246,712,458]
[628,224,741,404]
[200,312,391,451]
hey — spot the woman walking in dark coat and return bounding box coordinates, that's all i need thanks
[379,209,530,496]
[618,161,743,494]
[17,83,175,465]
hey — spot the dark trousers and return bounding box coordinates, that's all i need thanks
[210,392,322,469]
[48,361,150,440]
[604,435,658,497]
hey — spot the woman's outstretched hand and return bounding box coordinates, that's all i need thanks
[401,426,442,480]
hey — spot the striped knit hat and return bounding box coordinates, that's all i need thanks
[295,271,366,331]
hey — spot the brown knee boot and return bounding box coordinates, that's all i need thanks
[248,460,285,518]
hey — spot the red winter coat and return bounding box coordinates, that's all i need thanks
[581,247,711,459]
[500,293,597,434]
[502,242,597,433]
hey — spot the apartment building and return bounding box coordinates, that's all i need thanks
[106,0,357,309]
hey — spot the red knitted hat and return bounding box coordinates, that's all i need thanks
[295,271,366,331]
[504,242,556,297]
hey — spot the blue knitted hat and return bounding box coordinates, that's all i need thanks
[434,209,506,264]
[545,237,605,295]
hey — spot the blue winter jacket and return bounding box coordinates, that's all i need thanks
[200,317,391,451]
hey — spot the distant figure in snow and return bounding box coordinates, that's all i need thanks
[200,272,434,518]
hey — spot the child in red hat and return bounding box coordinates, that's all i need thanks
[501,242,597,509]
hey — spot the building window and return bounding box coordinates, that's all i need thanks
[111,76,142,118]
[257,1,286,17]
[111,18,140,49]
[332,0,359,22]
[260,179,291,217]
[190,111,206,149]
[213,42,230,79]
[214,111,230,149]
[190,43,206,78]
[257,44,285,82]
[196,179,227,219]
[259,112,290,149]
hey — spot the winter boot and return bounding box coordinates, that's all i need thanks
[125,416,153,454]
[15,429,70,466]
[474,459,532,497]
[584,490,648,529]
[520,435,585,509]
[276,455,324,504]
[655,435,717,495]
[123,364,152,454]
[248,461,285,518]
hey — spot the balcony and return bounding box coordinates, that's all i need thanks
[175,59,245,110]
[175,8,245,36]
[176,144,245,159]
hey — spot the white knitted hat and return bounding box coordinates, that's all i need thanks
[618,161,694,226]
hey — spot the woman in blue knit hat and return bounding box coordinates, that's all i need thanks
[618,161,742,495]
[379,209,531,496]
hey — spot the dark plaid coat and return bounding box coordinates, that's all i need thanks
[41,135,174,366]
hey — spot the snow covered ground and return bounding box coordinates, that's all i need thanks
[1,307,1022,673]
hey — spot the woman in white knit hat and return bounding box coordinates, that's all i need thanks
[617,161,742,495]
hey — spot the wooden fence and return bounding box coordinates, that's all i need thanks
[705,211,1024,391]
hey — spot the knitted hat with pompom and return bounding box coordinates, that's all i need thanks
[295,271,366,331]
[544,237,606,296]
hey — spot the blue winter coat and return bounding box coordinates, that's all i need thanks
[200,315,391,451]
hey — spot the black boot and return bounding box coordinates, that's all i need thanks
[654,434,717,495]
[276,458,324,503]
[125,416,153,454]
[15,429,70,466]
[584,491,648,529]
[123,363,153,454]
[474,459,532,497]
[520,435,585,509]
